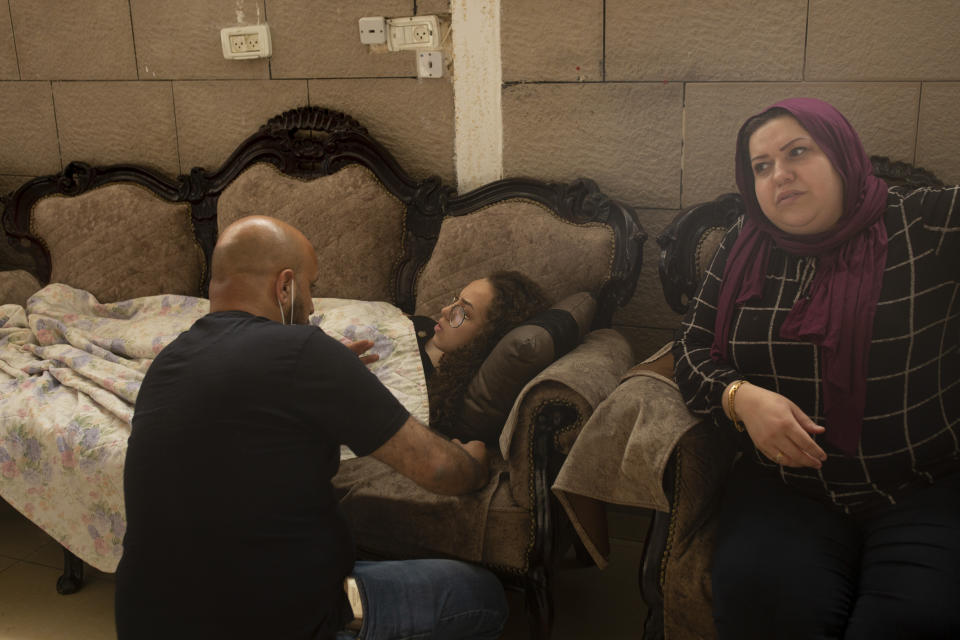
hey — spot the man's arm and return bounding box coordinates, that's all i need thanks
[370,415,489,495]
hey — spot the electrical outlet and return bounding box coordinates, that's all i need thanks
[386,15,440,51]
[412,24,432,43]
[228,34,246,53]
[220,24,272,60]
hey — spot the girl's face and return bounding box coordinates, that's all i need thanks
[748,115,845,235]
[432,278,495,354]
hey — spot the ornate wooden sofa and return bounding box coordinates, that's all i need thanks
[636,157,944,640]
[0,106,646,638]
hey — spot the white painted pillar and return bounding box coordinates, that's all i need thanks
[450,0,503,193]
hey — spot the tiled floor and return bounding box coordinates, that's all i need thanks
[0,498,649,639]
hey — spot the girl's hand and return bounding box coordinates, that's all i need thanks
[730,382,827,468]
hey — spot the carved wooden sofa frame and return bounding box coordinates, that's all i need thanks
[0,106,646,639]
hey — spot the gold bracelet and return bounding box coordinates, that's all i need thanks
[727,380,747,432]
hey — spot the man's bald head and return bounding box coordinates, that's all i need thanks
[209,216,318,323]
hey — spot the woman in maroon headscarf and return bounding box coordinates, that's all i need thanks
[673,98,960,637]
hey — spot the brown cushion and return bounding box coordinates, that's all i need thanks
[0,269,42,307]
[454,292,596,445]
[217,163,405,303]
[31,184,203,301]
[414,199,614,319]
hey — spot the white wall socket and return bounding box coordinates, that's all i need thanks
[417,51,443,78]
[220,24,272,59]
[386,15,440,51]
[358,16,386,45]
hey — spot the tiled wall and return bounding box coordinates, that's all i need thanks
[0,0,455,194]
[1,0,958,359]
[501,0,960,357]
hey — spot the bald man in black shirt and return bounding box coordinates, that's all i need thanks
[116,216,507,640]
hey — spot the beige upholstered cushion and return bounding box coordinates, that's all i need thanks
[0,269,42,306]
[696,226,726,283]
[455,292,596,445]
[217,163,405,303]
[31,184,202,302]
[414,199,614,319]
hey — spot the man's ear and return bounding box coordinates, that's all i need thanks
[274,268,295,303]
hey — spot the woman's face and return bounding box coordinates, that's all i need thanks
[433,278,495,354]
[748,115,845,235]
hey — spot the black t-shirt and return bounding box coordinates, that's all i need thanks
[115,311,409,640]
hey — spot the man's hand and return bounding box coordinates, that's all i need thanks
[728,382,827,469]
[344,339,379,365]
[453,438,489,470]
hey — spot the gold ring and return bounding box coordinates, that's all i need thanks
[775,452,783,465]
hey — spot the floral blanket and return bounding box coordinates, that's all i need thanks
[0,284,427,572]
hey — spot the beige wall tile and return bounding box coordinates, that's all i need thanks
[606,0,805,82]
[130,0,269,80]
[0,3,18,80]
[612,208,684,331]
[270,0,415,79]
[308,78,455,184]
[174,80,308,171]
[10,0,136,80]
[502,0,602,82]
[807,0,960,81]
[502,83,682,209]
[0,175,32,196]
[0,82,59,175]
[682,83,921,207]
[53,82,180,175]
[917,83,960,186]
[417,0,450,14]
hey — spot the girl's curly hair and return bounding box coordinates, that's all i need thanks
[429,271,551,438]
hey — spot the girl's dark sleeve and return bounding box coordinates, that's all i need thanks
[672,218,745,427]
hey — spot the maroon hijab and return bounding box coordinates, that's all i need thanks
[711,98,889,454]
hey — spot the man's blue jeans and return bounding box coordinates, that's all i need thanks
[336,559,508,640]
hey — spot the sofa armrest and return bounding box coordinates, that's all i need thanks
[500,328,634,511]
[0,269,41,307]
[642,420,738,640]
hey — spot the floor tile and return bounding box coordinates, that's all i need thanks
[500,537,648,639]
[0,556,17,573]
[24,540,71,571]
[0,498,57,560]
[0,561,116,639]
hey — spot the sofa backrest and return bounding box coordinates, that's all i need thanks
[1,106,645,319]
[657,155,945,315]
[413,182,642,329]
[217,163,405,302]
[2,162,207,303]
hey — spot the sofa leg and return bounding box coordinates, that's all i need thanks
[525,567,553,640]
[56,546,85,595]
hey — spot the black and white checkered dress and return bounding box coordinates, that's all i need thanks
[674,185,960,513]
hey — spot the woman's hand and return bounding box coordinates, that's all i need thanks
[729,382,827,469]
